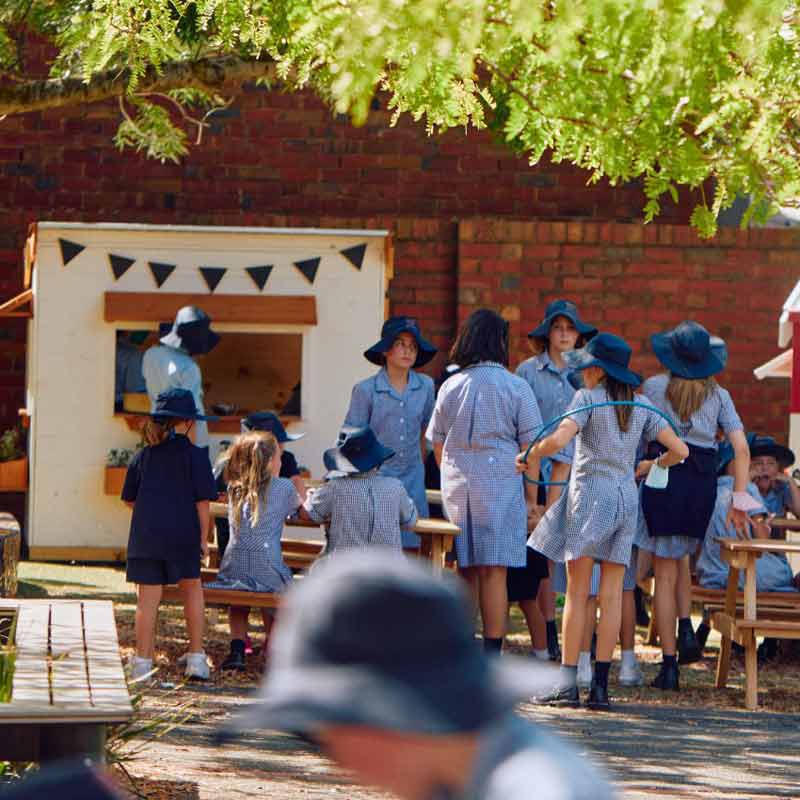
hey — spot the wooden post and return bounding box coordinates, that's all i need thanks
[791,318,800,414]
[743,554,759,709]
[0,513,21,598]
[715,565,738,689]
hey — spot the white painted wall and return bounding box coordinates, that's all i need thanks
[26,223,387,553]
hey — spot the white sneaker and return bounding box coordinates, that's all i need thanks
[577,657,592,689]
[184,651,210,681]
[130,656,154,681]
[618,661,644,687]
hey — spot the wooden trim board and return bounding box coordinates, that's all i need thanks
[104,292,318,325]
[28,546,128,563]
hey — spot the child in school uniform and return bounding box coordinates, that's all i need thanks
[344,316,436,548]
[523,333,688,710]
[749,434,800,519]
[515,299,599,662]
[303,426,417,553]
[122,388,218,681]
[637,321,753,691]
[207,431,302,671]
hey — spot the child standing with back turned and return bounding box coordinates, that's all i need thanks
[122,388,218,681]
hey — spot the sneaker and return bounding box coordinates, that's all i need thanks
[129,656,154,681]
[618,661,644,687]
[533,684,580,708]
[184,651,210,681]
[577,658,592,689]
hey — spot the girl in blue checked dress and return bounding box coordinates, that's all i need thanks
[208,431,302,671]
[523,333,688,710]
[427,309,543,654]
[344,316,436,548]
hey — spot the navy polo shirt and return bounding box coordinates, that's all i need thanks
[122,435,217,560]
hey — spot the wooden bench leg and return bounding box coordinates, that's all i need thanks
[744,630,758,710]
[715,565,739,689]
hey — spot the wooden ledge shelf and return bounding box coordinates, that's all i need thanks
[114,413,300,434]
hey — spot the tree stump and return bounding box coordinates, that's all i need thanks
[0,513,21,598]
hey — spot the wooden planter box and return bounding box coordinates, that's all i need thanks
[0,459,27,492]
[104,466,127,496]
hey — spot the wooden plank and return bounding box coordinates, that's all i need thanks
[23,222,36,289]
[49,602,91,711]
[28,546,128,563]
[3,602,51,713]
[161,585,281,609]
[691,586,800,608]
[743,555,758,622]
[0,289,33,318]
[717,538,800,555]
[729,619,800,633]
[744,630,758,711]
[104,292,317,325]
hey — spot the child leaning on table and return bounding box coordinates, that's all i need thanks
[206,431,302,671]
[122,388,218,682]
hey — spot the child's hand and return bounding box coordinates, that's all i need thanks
[635,460,653,482]
[526,502,544,531]
[515,451,531,474]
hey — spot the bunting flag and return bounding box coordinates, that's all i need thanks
[148,261,176,288]
[246,265,273,291]
[59,238,85,267]
[294,257,321,285]
[340,243,367,270]
[199,266,226,293]
[108,254,136,281]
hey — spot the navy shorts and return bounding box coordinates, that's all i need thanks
[127,557,200,585]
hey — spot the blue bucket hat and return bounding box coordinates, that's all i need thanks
[323,426,394,474]
[527,299,598,341]
[161,306,221,356]
[364,316,437,368]
[749,433,795,469]
[148,388,218,421]
[562,332,642,387]
[650,321,727,379]
[242,411,304,442]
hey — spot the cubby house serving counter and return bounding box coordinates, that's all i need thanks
[22,222,390,561]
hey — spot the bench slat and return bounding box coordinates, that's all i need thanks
[49,602,91,710]
[3,602,51,711]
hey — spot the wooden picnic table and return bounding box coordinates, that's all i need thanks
[766,516,800,532]
[0,599,132,761]
[712,539,800,710]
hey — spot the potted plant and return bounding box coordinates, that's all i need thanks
[105,448,137,495]
[0,428,27,492]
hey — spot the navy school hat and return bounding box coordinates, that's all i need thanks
[323,426,394,474]
[749,433,795,469]
[161,306,221,356]
[146,388,218,422]
[562,332,642,387]
[219,551,555,740]
[527,299,598,341]
[241,411,304,442]
[364,316,437,369]
[650,320,727,380]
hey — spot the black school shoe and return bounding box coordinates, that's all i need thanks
[221,639,246,671]
[651,660,680,690]
[695,622,711,652]
[677,625,702,664]
[547,627,562,662]
[586,680,611,711]
[533,684,581,708]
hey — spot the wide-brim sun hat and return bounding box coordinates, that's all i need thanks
[749,434,795,469]
[364,316,437,369]
[650,320,726,379]
[132,387,219,421]
[241,411,304,442]
[527,299,598,341]
[161,305,221,355]
[562,332,642,387]
[323,426,395,474]
[219,551,556,741]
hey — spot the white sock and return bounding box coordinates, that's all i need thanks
[578,651,592,670]
[532,648,550,660]
[621,649,637,668]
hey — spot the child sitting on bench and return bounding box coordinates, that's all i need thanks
[208,431,302,671]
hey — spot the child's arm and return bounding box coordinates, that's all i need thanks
[772,471,800,517]
[516,419,577,474]
[197,501,210,559]
[291,474,308,503]
[399,491,417,530]
[303,482,333,524]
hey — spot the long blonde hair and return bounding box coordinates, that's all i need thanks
[142,418,181,445]
[665,374,717,422]
[220,431,279,528]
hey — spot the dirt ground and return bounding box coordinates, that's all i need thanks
[10,562,800,798]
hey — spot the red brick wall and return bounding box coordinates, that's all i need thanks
[458,219,800,438]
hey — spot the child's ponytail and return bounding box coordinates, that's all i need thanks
[604,375,634,432]
[142,418,178,446]
[224,431,279,528]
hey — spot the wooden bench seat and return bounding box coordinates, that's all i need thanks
[161,570,282,609]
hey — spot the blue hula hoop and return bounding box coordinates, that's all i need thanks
[521,400,681,487]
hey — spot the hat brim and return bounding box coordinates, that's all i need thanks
[364,331,437,369]
[217,656,558,743]
[562,347,642,387]
[751,443,795,468]
[241,421,305,442]
[126,408,219,422]
[650,333,726,379]
[323,443,394,474]
[527,311,598,341]
[160,328,221,355]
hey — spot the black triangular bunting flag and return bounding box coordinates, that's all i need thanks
[246,265,273,291]
[294,257,321,285]
[148,261,176,288]
[108,253,135,281]
[199,266,226,293]
[340,243,367,270]
[59,238,85,266]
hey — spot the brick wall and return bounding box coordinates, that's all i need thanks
[458,219,800,438]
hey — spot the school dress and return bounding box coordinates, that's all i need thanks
[697,477,797,592]
[121,434,217,585]
[344,368,435,547]
[637,374,743,559]
[762,483,792,516]
[207,477,300,593]
[304,471,417,553]
[529,386,667,566]
[427,363,542,569]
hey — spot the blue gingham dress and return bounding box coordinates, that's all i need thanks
[529,386,667,565]
[304,472,417,553]
[636,373,743,559]
[208,477,300,593]
[427,362,542,568]
[344,368,435,547]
